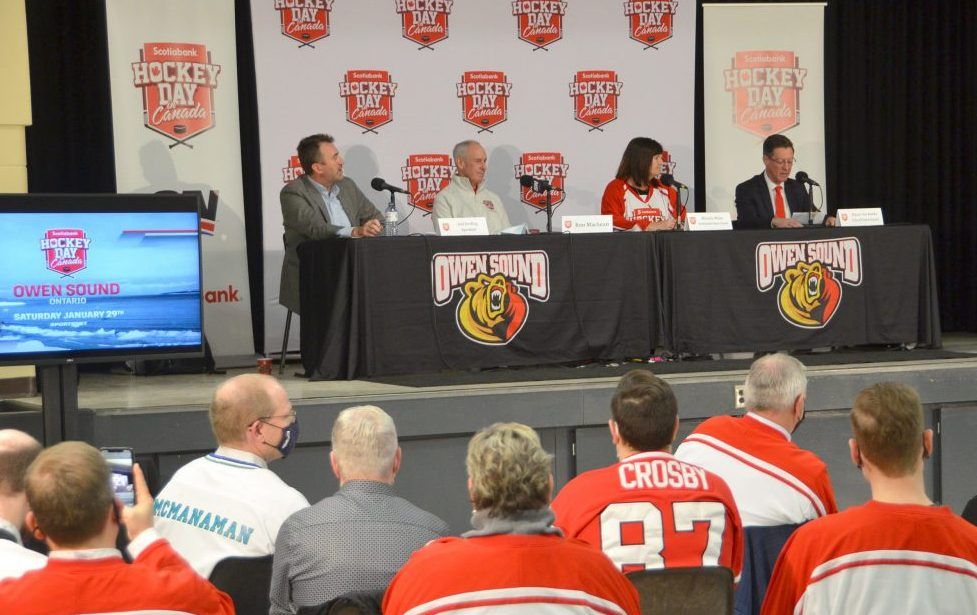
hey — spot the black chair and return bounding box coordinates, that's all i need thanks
[208,554,274,615]
[627,566,734,615]
[296,590,384,615]
[280,232,293,376]
[734,523,801,615]
[963,495,977,527]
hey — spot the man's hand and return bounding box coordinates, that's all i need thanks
[121,463,154,541]
[352,219,383,238]
[772,217,802,229]
[824,216,837,227]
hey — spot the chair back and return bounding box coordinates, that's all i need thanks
[208,554,274,615]
[296,590,384,615]
[963,495,977,527]
[627,566,733,615]
[734,523,802,615]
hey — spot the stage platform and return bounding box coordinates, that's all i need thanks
[2,335,977,534]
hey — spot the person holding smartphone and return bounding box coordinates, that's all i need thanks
[0,441,234,614]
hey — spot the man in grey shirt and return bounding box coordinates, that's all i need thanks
[269,405,449,614]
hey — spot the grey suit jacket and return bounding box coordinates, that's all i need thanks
[279,175,380,313]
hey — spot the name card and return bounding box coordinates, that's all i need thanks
[438,217,489,236]
[685,212,733,231]
[561,215,613,234]
[836,208,884,227]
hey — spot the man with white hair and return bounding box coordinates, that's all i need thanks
[0,430,45,581]
[270,405,448,614]
[675,353,837,614]
[432,140,511,234]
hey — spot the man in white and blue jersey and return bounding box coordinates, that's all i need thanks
[154,374,309,577]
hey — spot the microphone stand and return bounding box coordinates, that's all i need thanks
[544,186,553,233]
[805,183,815,226]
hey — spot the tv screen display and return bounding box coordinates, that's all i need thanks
[0,194,203,366]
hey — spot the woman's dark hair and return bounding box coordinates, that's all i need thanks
[615,137,663,187]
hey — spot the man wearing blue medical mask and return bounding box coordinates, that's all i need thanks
[153,374,310,579]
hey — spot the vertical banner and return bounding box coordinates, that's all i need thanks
[703,3,826,218]
[106,0,254,367]
[252,0,697,355]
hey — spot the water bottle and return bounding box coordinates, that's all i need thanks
[384,203,399,237]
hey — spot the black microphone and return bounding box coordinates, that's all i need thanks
[370,177,409,195]
[659,174,688,190]
[795,171,820,187]
[519,174,552,192]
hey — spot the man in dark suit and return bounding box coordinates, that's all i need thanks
[279,134,382,314]
[734,134,835,229]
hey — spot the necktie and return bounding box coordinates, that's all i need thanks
[774,185,786,218]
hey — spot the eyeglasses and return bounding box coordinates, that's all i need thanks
[766,156,796,166]
[258,411,297,426]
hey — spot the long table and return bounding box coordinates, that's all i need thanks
[299,233,661,379]
[299,225,940,379]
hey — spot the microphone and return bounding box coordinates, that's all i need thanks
[659,174,688,190]
[795,172,820,187]
[519,174,552,192]
[370,177,409,195]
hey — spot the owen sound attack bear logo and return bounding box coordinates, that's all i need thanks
[756,238,862,329]
[569,70,623,131]
[131,43,221,149]
[274,0,332,48]
[339,69,397,134]
[723,50,807,138]
[432,251,550,345]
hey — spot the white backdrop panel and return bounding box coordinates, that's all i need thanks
[252,0,697,354]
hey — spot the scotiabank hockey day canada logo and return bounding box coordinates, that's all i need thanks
[570,70,623,131]
[756,238,862,329]
[42,229,90,276]
[432,251,550,345]
[724,50,807,138]
[131,43,221,148]
[274,0,333,47]
[340,70,397,133]
[458,71,512,133]
[282,155,305,183]
[402,154,454,213]
[659,150,676,176]
[624,0,678,49]
[515,152,568,210]
[513,1,566,50]
[396,0,452,49]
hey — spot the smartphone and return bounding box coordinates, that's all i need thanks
[100,447,135,506]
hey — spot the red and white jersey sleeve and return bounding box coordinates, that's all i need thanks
[675,414,838,527]
[552,452,743,581]
[600,179,680,231]
[383,533,640,615]
[761,501,977,615]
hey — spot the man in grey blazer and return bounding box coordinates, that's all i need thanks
[280,134,382,314]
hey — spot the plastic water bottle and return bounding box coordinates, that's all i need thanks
[384,204,399,237]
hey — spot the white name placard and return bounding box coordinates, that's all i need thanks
[836,208,884,227]
[561,215,613,234]
[686,212,733,231]
[438,217,489,236]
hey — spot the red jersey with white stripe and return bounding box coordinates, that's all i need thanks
[600,178,681,230]
[675,413,838,527]
[551,451,743,580]
[761,501,977,615]
[382,533,640,615]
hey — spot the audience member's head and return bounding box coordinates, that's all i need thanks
[467,423,552,518]
[610,373,679,456]
[209,374,297,461]
[744,353,807,431]
[330,405,401,484]
[0,429,42,531]
[850,382,929,478]
[25,441,115,549]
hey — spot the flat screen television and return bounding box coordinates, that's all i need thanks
[0,194,203,366]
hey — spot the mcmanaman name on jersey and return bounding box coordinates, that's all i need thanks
[154,497,255,544]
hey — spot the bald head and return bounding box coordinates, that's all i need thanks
[209,374,287,445]
[0,430,42,496]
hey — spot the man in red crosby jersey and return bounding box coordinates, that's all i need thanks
[552,372,743,581]
[762,383,977,614]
